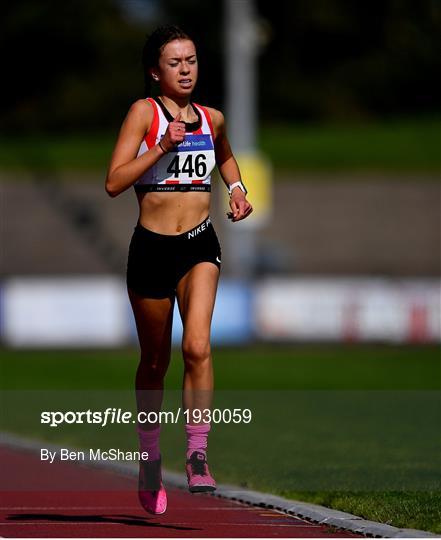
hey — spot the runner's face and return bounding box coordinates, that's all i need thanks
[155,39,198,97]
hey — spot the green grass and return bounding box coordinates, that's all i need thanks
[0,117,438,173]
[1,344,440,533]
[259,117,440,173]
[1,344,440,390]
[0,133,115,173]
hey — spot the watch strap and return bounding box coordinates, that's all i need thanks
[228,180,247,196]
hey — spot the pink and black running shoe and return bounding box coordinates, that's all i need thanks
[186,451,217,493]
[138,457,167,514]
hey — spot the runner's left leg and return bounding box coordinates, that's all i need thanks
[176,261,219,492]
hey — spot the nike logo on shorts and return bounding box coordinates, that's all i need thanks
[216,256,221,263]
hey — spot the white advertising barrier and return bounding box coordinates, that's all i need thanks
[254,278,441,343]
[2,276,440,346]
[2,276,130,347]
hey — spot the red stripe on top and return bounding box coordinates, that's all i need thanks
[145,98,159,149]
[191,179,203,184]
[165,180,180,184]
[194,103,215,139]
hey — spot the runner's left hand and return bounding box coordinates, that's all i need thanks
[227,190,253,222]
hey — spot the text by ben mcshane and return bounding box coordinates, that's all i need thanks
[40,448,149,463]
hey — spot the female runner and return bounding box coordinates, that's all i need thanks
[105,25,253,515]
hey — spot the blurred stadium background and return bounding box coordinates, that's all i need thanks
[0,0,439,348]
[1,0,440,533]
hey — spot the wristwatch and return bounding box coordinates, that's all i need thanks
[228,180,248,197]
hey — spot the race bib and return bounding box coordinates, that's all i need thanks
[156,134,216,184]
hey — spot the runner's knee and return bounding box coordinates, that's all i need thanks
[182,338,211,368]
[139,352,169,382]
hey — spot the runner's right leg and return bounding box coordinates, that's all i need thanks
[128,288,175,514]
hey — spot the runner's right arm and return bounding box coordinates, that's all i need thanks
[105,100,184,197]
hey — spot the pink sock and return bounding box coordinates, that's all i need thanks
[185,423,211,459]
[137,424,161,461]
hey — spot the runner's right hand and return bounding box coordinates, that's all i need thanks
[160,112,186,152]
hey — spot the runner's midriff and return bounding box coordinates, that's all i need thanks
[136,190,210,235]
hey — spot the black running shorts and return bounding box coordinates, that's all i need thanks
[126,215,222,298]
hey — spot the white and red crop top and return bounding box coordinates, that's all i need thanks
[134,97,216,192]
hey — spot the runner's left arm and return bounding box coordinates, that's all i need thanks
[208,107,253,222]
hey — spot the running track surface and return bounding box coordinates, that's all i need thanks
[0,446,363,538]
